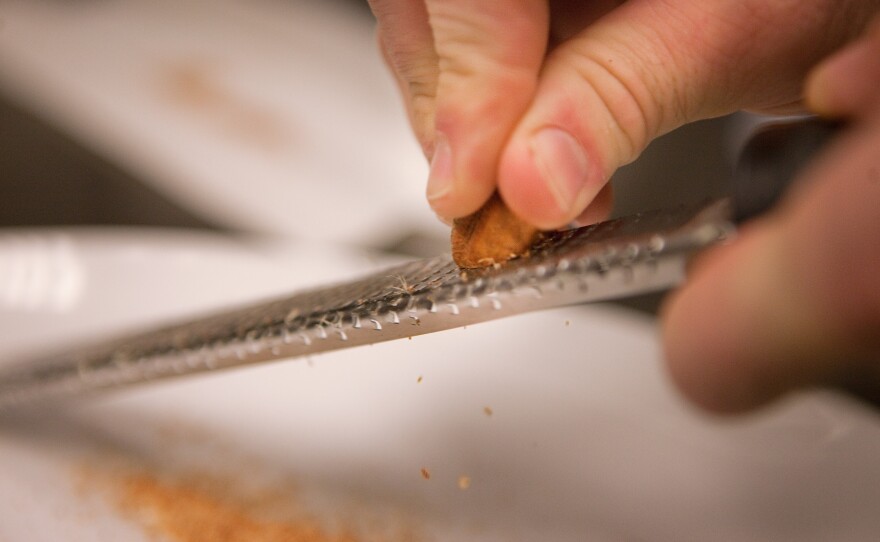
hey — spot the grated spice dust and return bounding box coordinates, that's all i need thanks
[113,472,360,542]
[72,418,423,542]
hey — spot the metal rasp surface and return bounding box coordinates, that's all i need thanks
[0,199,732,409]
[0,118,842,410]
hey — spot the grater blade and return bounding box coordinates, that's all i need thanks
[0,199,733,409]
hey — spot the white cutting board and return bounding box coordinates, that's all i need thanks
[1,229,879,541]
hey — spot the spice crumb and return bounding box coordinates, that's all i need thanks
[416,376,423,384]
[420,468,431,480]
[457,476,471,490]
[564,320,570,327]
[483,406,493,417]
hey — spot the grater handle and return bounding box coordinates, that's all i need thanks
[733,117,843,223]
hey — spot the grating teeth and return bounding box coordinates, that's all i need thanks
[0,200,732,408]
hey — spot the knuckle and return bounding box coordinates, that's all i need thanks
[426,2,543,82]
[384,43,438,89]
[561,42,658,162]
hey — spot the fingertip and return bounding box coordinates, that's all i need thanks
[660,252,736,414]
[572,184,614,226]
[659,229,809,415]
[497,136,568,230]
[427,64,542,221]
[803,67,836,118]
[422,132,488,220]
[427,187,494,222]
[804,48,854,118]
[432,210,452,227]
[659,259,773,415]
[805,31,880,118]
[498,126,607,230]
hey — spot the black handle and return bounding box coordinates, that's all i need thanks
[734,117,843,223]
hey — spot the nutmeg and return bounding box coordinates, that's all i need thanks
[451,193,539,269]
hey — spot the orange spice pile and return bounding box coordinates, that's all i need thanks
[115,473,359,542]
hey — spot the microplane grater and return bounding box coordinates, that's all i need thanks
[0,200,732,409]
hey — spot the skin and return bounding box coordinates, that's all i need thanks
[663,24,880,412]
[368,0,880,413]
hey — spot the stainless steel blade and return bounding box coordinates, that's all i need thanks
[0,199,733,409]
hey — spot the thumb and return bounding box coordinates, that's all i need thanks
[498,1,876,229]
[806,16,880,118]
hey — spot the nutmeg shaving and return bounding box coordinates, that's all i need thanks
[451,193,539,269]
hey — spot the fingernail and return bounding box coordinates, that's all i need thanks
[529,127,590,216]
[427,134,453,202]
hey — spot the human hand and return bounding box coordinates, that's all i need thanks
[661,22,880,412]
[368,0,878,228]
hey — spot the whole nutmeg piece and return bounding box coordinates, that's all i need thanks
[451,193,540,269]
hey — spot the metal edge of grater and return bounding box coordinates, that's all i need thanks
[0,198,734,410]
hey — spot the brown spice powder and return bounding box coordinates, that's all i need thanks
[115,473,359,542]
